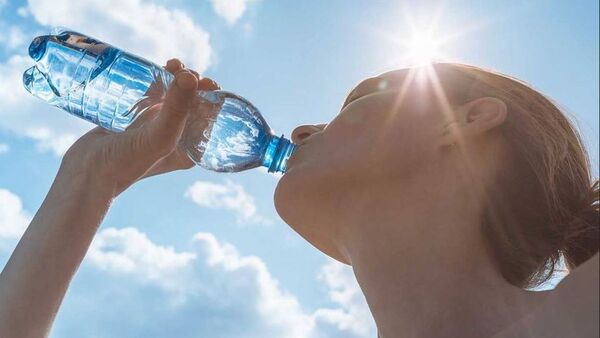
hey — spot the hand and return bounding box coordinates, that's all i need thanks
[60,59,220,198]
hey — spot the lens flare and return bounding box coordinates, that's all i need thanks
[404,30,440,65]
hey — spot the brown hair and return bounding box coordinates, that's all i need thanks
[432,63,599,288]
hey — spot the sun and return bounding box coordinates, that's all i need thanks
[404,30,441,66]
[364,2,480,70]
[368,21,449,69]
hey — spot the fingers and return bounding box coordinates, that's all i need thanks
[137,69,197,159]
[183,68,220,91]
[163,70,197,117]
[127,59,219,164]
[165,58,185,74]
[165,58,220,91]
[157,68,197,127]
[198,77,220,91]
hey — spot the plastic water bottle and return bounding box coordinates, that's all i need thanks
[22,28,295,173]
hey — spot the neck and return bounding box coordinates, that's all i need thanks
[335,178,549,338]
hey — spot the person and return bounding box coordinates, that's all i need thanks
[0,59,597,338]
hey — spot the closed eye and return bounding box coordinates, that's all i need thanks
[341,77,389,109]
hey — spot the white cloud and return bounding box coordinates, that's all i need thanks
[0,189,31,268]
[0,55,91,155]
[0,0,213,156]
[185,179,269,224]
[312,260,377,338]
[88,227,196,295]
[59,227,313,337]
[0,189,31,241]
[16,6,29,17]
[0,25,26,50]
[0,143,9,154]
[49,227,377,338]
[26,0,211,72]
[192,232,313,337]
[210,0,254,25]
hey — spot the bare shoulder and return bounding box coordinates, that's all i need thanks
[494,254,599,338]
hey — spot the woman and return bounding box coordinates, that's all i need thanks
[0,59,598,338]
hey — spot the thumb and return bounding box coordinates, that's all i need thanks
[146,69,198,154]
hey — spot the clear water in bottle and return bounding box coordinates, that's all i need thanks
[23,28,295,173]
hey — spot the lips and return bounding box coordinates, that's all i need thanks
[286,144,304,169]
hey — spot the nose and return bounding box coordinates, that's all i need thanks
[291,124,326,144]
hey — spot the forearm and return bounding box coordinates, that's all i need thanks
[0,60,202,338]
[0,165,113,338]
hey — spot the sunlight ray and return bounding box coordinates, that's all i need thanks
[370,67,417,162]
[389,67,417,121]
[357,0,492,71]
[424,65,486,197]
[425,65,456,125]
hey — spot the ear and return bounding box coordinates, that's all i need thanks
[439,97,507,147]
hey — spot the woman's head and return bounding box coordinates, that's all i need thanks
[275,62,598,288]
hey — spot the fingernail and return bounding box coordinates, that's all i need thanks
[198,77,220,90]
[175,71,197,90]
[166,58,182,70]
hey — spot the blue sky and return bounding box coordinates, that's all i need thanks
[0,0,598,337]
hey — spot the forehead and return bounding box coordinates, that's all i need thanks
[342,68,433,111]
[344,70,408,102]
[343,65,475,110]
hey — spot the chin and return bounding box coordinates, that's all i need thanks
[273,170,300,224]
[273,169,351,265]
[275,162,320,212]
[274,158,354,220]
[274,165,323,231]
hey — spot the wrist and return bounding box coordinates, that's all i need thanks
[56,156,117,201]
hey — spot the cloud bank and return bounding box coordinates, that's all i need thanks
[185,179,270,225]
[0,187,376,337]
[49,227,377,338]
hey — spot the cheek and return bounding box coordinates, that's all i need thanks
[344,123,439,186]
[275,97,441,215]
[382,116,438,175]
[307,124,432,187]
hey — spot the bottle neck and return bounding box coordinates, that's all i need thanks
[262,135,296,173]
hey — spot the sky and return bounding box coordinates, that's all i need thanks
[0,0,598,337]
